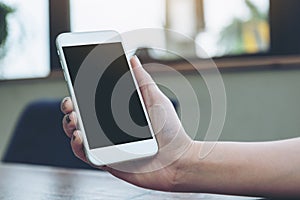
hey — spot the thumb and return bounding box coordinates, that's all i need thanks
[130,55,155,88]
[130,56,167,109]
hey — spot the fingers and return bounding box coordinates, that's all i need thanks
[63,112,77,138]
[61,98,88,164]
[70,130,88,163]
[61,97,73,114]
[61,97,77,138]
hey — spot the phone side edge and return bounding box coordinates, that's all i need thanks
[55,36,105,167]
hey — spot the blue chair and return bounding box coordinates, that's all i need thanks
[2,99,94,170]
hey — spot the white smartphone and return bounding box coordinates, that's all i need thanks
[56,30,158,166]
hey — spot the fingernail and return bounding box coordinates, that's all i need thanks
[72,133,76,141]
[66,114,71,124]
[73,131,82,142]
[62,97,69,111]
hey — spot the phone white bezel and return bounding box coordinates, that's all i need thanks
[56,31,158,166]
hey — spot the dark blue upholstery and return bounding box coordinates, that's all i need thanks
[2,99,93,170]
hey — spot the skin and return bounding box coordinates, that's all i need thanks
[61,56,300,198]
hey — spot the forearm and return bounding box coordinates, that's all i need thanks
[173,138,300,197]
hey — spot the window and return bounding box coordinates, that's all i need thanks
[70,0,166,58]
[70,0,165,32]
[196,0,270,58]
[70,0,270,60]
[0,0,50,80]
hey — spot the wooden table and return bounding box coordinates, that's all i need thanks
[0,163,262,200]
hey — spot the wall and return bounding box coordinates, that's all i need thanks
[1,69,300,159]
[154,68,300,142]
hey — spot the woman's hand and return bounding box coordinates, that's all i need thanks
[61,56,300,197]
[61,56,194,191]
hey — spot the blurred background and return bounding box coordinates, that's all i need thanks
[0,0,300,165]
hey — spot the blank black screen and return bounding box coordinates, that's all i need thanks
[63,42,152,149]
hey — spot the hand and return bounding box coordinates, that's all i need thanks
[61,56,194,191]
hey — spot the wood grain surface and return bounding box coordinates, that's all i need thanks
[0,163,262,200]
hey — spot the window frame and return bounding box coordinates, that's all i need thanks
[2,0,300,83]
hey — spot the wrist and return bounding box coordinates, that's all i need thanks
[171,140,202,192]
